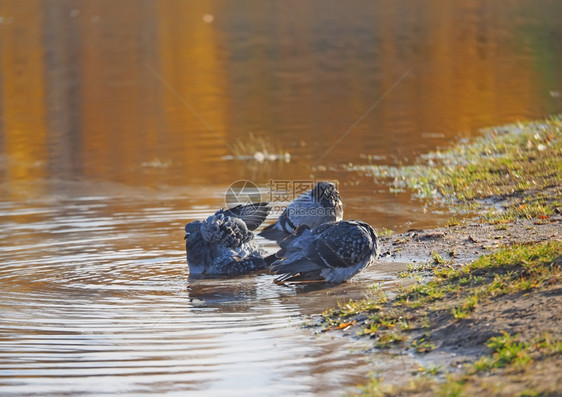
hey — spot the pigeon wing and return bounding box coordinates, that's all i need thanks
[269,225,322,274]
[223,202,271,231]
[258,223,288,242]
[270,258,323,276]
[312,221,373,269]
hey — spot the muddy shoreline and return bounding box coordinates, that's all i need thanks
[378,215,562,353]
[325,217,562,395]
[380,216,561,268]
[316,117,562,395]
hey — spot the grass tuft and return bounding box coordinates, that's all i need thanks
[349,116,562,221]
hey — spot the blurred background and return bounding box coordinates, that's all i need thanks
[0,1,561,395]
[1,0,561,227]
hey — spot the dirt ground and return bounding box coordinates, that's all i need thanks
[324,117,562,394]
[326,215,562,395]
[382,217,561,347]
[379,215,561,268]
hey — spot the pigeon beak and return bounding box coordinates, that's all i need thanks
[184,233,189,240]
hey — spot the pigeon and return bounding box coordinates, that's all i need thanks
[259,181,343,242]
[269,220,380,284]
[184,202,271,278]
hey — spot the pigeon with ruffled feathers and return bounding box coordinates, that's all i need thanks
[185,202,271,278]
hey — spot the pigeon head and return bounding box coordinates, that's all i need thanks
[184,220,202,239]
[185,221,208,277]
[311,181,341,208]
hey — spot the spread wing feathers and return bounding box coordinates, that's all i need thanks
[258,223,288,242]
[200,213,252,248]
[264,253,278,266]
[199,202,270,247]
[223,202,271,231]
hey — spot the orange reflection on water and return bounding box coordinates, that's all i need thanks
[0,0,47,194]
[0,0,560,195]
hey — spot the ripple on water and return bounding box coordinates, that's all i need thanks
[0,191,407,396]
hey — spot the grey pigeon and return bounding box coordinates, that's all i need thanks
[269,220,380,284]
[259,181,343,242]
[185,202,270,278]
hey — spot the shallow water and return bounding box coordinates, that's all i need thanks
[0,183,408,396]
[1,0,561,395]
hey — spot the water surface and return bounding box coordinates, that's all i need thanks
[1,0,561,395]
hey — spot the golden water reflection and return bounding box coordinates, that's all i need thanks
[1,0,560,192]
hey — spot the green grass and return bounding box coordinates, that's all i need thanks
[323,241,561,376]
[451,294,479,319]
[446,217,461,227]
[378,228,394,237]
[412,335,436,353]
[349,116,562,221]
[334,241,562,396]
[353,332,561,396]
[413,364,442,376]
[375,332,407,348]
[341,116,562,396]
[430,251,446,265]
[471,332,532,371]
[323,298,382,321]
